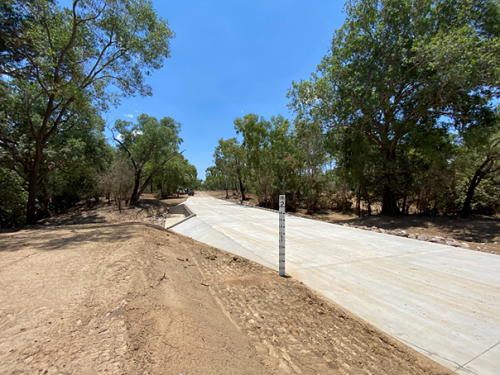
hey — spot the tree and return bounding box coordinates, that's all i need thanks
[293,119,328,213]
[204,166,226,191]
[0,0,174,223]
[235,114,292,207]
[212,138,248,199]
[156,155,197,198]
[288,0,500,214]
[0,89,112,217]
[458,106,500,217]
[113,114,182,205]
[102,157,135,212]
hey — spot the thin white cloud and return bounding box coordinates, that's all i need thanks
[123,113,134,118]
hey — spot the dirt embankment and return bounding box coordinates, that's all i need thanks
[0,198,453,374]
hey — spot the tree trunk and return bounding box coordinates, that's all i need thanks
[380,152,400,215]
[341,178,347,215]
[130,171,141,205]
[460,155,500,218]
[26,145,42,224]
[381,189,400,214]
[223,175,228,199]
[461,172,482,218]
[363,186,372,216]
[355,184,361,217]
[238,174,246,200]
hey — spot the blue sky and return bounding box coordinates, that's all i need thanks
[102,1,347,179]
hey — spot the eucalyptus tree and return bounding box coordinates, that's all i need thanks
[204,166,226,191]
[212,138,248,199]
[156,155,197,198]
[0,91,111,214]
[293,119,328,213]
[36,120,114,214]
[113,114,182,205]
[288,0,500,214]
[234,114,291,207]
[0,0,174,223]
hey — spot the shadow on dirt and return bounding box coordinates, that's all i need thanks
[0,222,166,253]
[329,214,500,243]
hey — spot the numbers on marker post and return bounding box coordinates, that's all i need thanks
[279,195,285,277]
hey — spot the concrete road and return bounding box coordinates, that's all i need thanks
[171,197,500,375]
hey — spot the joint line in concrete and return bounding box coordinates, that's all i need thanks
[455,339,500,373]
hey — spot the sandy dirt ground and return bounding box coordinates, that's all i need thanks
[206,190,500,255]
[0,195,455,374]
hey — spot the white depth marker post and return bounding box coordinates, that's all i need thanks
[279,195,286,276]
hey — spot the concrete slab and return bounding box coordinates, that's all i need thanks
[164,214,185,228]
[171,197,500,374]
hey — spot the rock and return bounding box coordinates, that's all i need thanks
[446,240,461,247]
[408,233,417,239]
[386,230,397,235]
[461,243,470,249]
[371,227,380,233]
[397,230,409,237]
[476,246,481,251]
[430,236,446,244]
[281,351,291,361]
[417,234,430,241]
[379,229,386,233]
[254,343,268,355]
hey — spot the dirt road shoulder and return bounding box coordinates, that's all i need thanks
[0,222,453,374]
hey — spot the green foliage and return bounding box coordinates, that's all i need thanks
[114,113,182,204]
[204,166,226,191]
[288,0,500,214]
[211,138,247,198]
[157,154,198,197]
[0,0,174,223]
[234,114,295,206]
[0,168,27,228]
